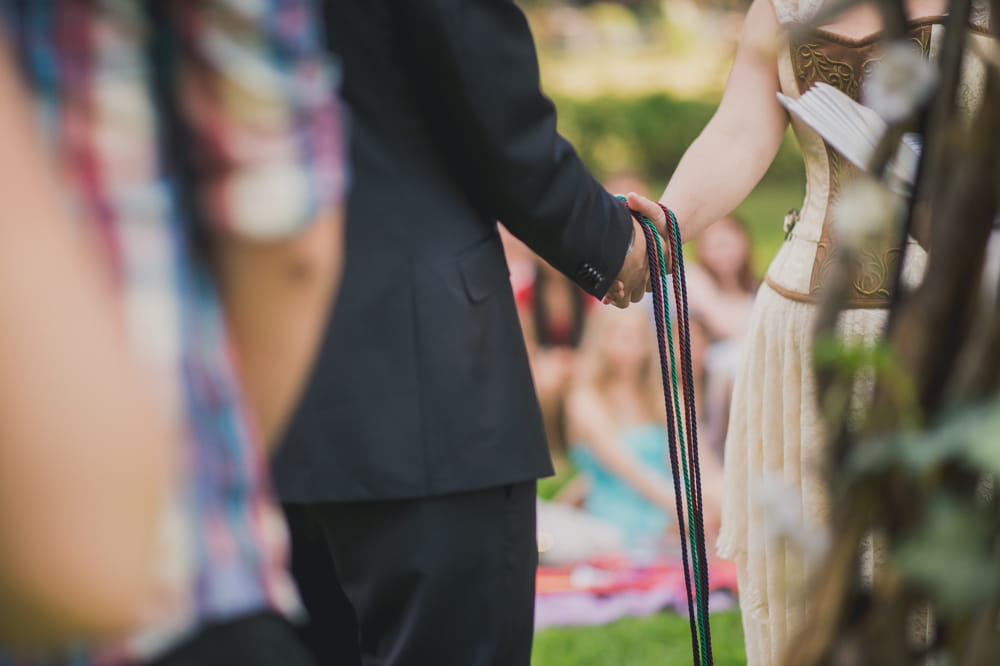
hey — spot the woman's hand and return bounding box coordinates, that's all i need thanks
[602,196,674,306]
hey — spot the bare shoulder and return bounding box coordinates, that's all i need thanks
[752,0,789,26]
[738,0,785,66]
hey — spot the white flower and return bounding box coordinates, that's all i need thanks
[862,41,938,123]
[754,477,806,541]
[754,475,831,567]
[832,177,900,248]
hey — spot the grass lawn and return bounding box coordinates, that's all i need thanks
[533,609,746,666]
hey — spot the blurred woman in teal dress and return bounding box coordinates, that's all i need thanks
[566,305,723,555]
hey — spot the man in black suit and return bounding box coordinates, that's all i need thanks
[273,1,661,664]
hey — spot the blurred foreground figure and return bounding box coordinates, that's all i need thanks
[0,53,173,647]
[0,1,345,663]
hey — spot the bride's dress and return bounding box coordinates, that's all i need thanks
[716,1,990,662]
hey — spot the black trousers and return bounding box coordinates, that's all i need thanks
[148,612,316,666]
[283,482,538,666]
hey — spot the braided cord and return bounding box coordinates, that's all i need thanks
[649,223,707,625]
[638,216,701,666]
[618,198,713,664]
[619,198,713,664]
[651,213,710,664]
[663,205,714,664]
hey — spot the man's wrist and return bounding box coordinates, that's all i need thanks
[625,220,636,256]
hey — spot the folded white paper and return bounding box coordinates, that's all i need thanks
[777,83,920,193]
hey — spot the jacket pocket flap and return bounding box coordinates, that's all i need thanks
[458,234,510,303]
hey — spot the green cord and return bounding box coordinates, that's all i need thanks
[646,220,709,661]
[669,214,713,661]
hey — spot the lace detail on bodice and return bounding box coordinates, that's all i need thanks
[770,0,825,25]
[971,0,992,33]
[773,0,992,28]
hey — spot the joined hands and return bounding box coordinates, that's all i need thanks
[602,192,673,309]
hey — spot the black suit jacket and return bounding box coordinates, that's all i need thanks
[273,0,633,502]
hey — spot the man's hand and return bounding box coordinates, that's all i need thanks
[603,217,650,308]
[602,193,673,308]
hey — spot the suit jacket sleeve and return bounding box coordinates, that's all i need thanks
[391,0,633,298]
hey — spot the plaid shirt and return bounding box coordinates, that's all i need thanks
[0,1,344,662]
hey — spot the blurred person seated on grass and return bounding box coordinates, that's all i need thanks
[565,305,723,557]
[502,228,590,466]
[0,52,173,647]
[685,214,756,462]
[502,168,649,466]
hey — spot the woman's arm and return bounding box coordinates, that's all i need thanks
[632,0,788,242]
[566,389,676,512]
[0,53,173,646]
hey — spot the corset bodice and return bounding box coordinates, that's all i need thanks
[764,7,991,307]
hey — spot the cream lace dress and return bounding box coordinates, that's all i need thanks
[716,2,990,662]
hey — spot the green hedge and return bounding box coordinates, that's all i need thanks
[553,92,803,188]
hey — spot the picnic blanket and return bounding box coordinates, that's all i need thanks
[535,556,738,629]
